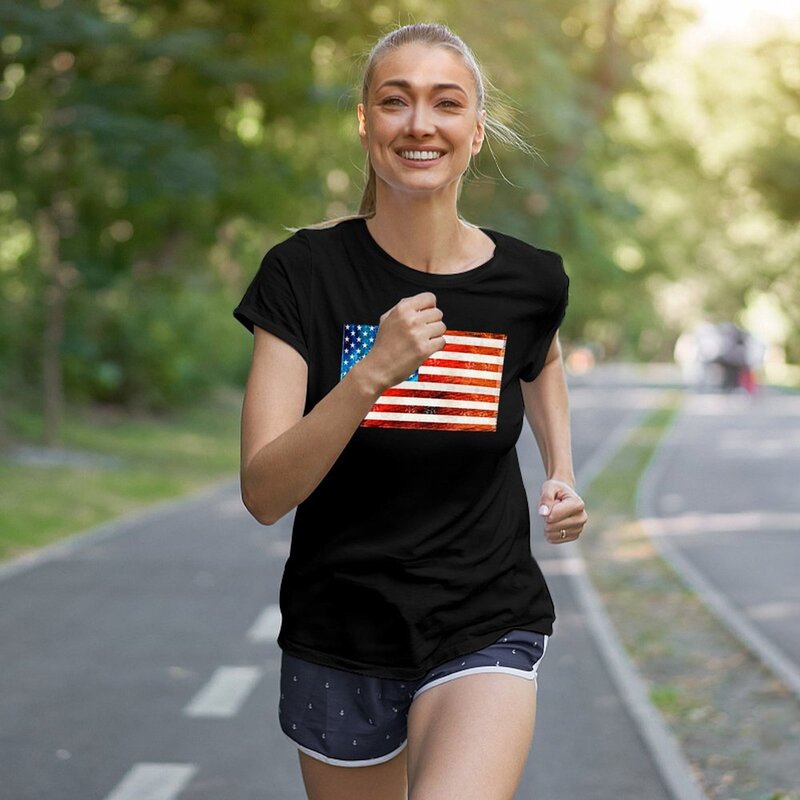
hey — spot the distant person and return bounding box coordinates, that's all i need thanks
[715,322,749,391]
[712,322,765,393]
[739,329,766,395]
[233,22,586,799]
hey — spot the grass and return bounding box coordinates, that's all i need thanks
[0,385,242,562]
[580,395,800,800]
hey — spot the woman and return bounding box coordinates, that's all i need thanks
[234,21,587,800]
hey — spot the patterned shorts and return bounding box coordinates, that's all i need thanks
[278,628,548,767]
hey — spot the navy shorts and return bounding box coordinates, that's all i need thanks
[278,628,548,767]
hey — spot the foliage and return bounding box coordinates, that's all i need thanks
[0,0,797,429]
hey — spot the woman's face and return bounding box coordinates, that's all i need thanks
[357,43,486,199]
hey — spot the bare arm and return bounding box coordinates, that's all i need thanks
[520,333,587,544]
[240,327,384,525]
[520,333,575,487]
[239,292,446,525]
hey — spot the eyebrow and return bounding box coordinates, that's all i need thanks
[376,79,468,95]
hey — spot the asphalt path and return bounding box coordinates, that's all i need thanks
[0,376,679,800]
[638,388,800,694]
[523,381,675,800]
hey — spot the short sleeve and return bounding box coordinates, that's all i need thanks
[519,255,569,383]
[232,231,311,363]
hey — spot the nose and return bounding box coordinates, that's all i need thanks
[406,102,436,137]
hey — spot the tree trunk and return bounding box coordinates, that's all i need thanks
[36,208,68,448]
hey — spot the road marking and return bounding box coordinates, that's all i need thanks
[247,603,281,642]
[537,557,585,576]
[557,398,710,800]
[184,666,262,717]
[637,395,800,701]
[103,763,196,800]
[746,601,800,621]
[646,510,800,535]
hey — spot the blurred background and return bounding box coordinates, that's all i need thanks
[1,1,798,799]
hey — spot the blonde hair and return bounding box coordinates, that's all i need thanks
[284,21,541,234]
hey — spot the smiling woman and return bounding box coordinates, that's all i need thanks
[233,21,586,800]
[354,41,488,240]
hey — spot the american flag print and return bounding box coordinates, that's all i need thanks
[340,322,507,431]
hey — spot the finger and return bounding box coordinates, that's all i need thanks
[544,499,583,526]
[545,525,576,544]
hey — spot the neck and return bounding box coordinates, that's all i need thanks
[366,186,480,275]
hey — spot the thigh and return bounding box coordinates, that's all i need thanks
[406,672,537,800]
[405,630,547,800]
[298,747,407,800]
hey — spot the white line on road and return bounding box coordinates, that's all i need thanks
[637,399,800,700]
[645,510,800,535]
[103,763,197,800]
[246,603,281,642]
[537,557,585,576]
[184,666,263,718]
[560,398,711,800]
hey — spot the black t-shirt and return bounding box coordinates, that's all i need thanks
[233,216,569,680]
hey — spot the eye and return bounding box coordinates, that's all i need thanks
[380,96,461,108]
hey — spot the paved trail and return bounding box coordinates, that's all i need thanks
[639,388,800,696]
[0,377,681,800]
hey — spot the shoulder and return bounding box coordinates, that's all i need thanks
[488,227,568,286]
[262,227,311,266]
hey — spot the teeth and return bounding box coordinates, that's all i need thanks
[399,150,442,161]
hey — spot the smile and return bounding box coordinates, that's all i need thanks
[397,150,445,161]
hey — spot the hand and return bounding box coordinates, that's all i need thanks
[538,479,587,544]
[361,292,447,390]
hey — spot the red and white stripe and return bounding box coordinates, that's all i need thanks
[361,329,507,431]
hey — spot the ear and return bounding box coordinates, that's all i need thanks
[472,108,487,155]
[357,103,368,149]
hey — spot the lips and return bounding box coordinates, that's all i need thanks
[395,148,446,156]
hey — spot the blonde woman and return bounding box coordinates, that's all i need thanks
[234,21,587,800]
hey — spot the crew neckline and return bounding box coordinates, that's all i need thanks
[353,216,501,286]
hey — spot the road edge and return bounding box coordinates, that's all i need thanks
[564,399,710,800]
[636,392,800,700]
[0,474,240,584]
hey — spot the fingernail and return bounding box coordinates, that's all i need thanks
[538,505,550,516]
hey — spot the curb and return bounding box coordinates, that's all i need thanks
[563,399,710,800]
[0,474,240,584]
[636,393,800,700]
